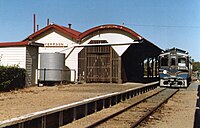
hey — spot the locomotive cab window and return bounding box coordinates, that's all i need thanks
[160,57,168,66]
[178,58,186,66]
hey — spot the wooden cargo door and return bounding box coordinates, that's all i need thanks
[86,46,110,82]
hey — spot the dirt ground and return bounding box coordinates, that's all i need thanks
[0,83,142,121]
[140,82,199,128]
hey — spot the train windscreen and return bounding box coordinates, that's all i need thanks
[161,57,168,66]
[178,58,186,66]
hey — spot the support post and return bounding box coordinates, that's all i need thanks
[155,58,158,77]
[147,58,150,78]
[151,58,154,77]
[118,56,122,84]
[44,68,46,83]
[84,49,87,82]
[110,47,113,83]
[59,111,63,126]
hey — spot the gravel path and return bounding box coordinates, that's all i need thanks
[0,83,142,121]
[140,82,199,128]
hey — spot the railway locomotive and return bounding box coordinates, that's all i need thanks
[159,48,192,87]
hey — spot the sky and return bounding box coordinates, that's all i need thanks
[0,0,200,61]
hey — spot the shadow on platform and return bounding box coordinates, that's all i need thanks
[194,84,200,128]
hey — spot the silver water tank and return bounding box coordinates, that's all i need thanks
[39,53,67,82]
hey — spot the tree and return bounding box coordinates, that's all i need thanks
[192,62,200,71]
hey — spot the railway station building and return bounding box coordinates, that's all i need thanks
[0,41,43,85]
[0,23,162,85]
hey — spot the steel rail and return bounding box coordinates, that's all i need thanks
[131,89,178,128]
[86,88,168,128]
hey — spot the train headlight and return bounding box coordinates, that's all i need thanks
[163,70,167,74]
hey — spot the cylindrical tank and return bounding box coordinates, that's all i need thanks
[39,53,67,83]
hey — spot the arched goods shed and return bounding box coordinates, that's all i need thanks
[77,40,161,83]
[76,25,162,83]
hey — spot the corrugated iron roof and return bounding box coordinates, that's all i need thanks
[24,24,81,41]
[79,24,143,40]
[0,41,44,47]
[0,24,161,48]
[25,24,143,41]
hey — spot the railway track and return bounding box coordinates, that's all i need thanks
[85,88,178,128]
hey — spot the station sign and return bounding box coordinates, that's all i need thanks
[44,43,68,47]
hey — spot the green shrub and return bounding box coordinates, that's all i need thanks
[0,66,25,91]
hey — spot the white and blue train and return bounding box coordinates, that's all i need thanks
[159,48,192,87]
